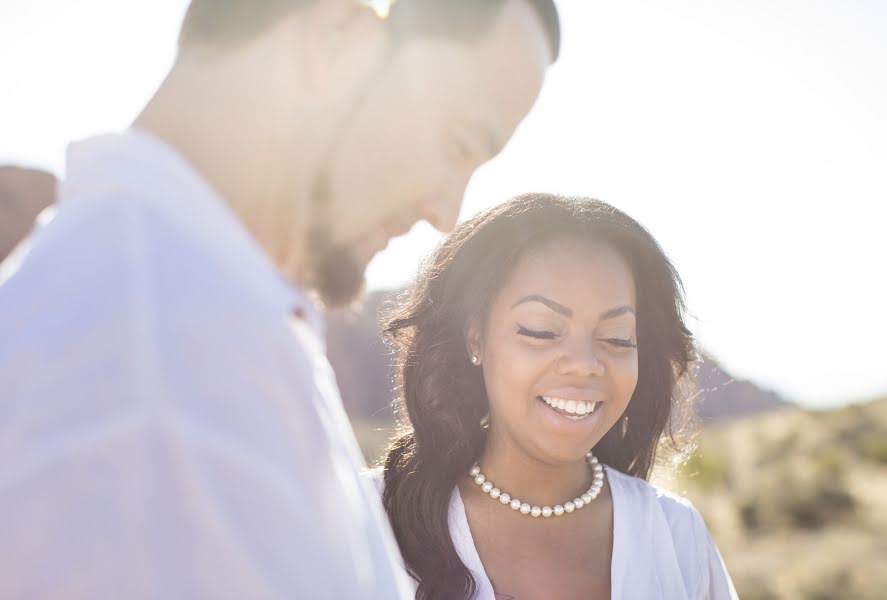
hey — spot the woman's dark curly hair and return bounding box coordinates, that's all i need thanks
[381,194,696,600]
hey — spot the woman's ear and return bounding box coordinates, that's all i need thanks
[465,319,483,366]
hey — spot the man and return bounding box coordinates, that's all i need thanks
[0,0,558,597]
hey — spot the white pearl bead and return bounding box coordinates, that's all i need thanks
[475,453,602,518]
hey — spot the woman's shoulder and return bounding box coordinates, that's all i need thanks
[605,468,709,564]
[605,464,703,527]
[606,465,738,599]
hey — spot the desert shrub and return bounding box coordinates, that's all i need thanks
[739,468,856,532]
[783,483,855,530]
[812,447,846,476]
[680,446,730,490]
[800,567,852,600]
[733,574,781,600]
[859,436,887,465]
[756,426,801,468]
[738,500,761,531]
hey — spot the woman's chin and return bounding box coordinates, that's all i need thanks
[527,434,605,467]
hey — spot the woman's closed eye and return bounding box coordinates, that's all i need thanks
[516,325,558,340]
[602,337,637,348]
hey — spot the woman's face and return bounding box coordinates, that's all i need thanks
[469,239,639,465]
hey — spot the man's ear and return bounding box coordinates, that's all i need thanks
[278,0,389,91]
[465,318,484,366]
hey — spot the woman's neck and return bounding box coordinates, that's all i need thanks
[473,429,596,508]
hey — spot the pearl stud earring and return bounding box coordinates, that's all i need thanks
[471,355,479,365]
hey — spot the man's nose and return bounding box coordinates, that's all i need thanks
[422,194,461,233]
[423,172,472,233]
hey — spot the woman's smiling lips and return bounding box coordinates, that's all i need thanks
[536,389,606,423]
[542,396,600,416]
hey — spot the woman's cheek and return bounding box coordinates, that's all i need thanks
[612,353,639,398]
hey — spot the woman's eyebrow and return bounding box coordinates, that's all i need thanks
[511,296,636,322]
[600,305,636,321]
[511,295,572,317]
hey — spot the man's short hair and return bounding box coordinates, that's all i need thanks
[179,0,560,61]
[0,167,56,263]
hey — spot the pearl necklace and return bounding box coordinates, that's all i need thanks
[469,451,605,518]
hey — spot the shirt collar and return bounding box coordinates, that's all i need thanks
[60,128,325,335]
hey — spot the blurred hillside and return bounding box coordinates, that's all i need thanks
[673,398,887,599]
[328,289,792,425]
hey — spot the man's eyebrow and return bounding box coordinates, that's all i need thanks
[511,295,572,317]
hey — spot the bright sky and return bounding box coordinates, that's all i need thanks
[2,1,885,408]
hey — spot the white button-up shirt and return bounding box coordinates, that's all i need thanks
[368,466,739,599]
[0,130,413,599]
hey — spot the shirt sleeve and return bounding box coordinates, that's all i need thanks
[0,197,413,599]
[689,505,740,600]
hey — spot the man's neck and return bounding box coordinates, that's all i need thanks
[133,64,318,283]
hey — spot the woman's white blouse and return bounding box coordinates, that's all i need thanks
[367,465,739,599]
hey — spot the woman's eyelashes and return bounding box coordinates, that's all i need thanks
[603,337,637,349]
[516,325,558,340]
[517,324,636,349]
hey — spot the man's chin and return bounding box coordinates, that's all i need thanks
[317,276,367,311]
[310,248,369,311]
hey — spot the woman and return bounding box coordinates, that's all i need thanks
[372,194,737,599]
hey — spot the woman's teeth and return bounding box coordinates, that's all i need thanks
[541,396,600,418]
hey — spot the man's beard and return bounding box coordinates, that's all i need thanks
[299,44,401,311]
[306,224,367,310]
[303,169,368,310]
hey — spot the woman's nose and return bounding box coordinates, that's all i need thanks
[556,340,605,377]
